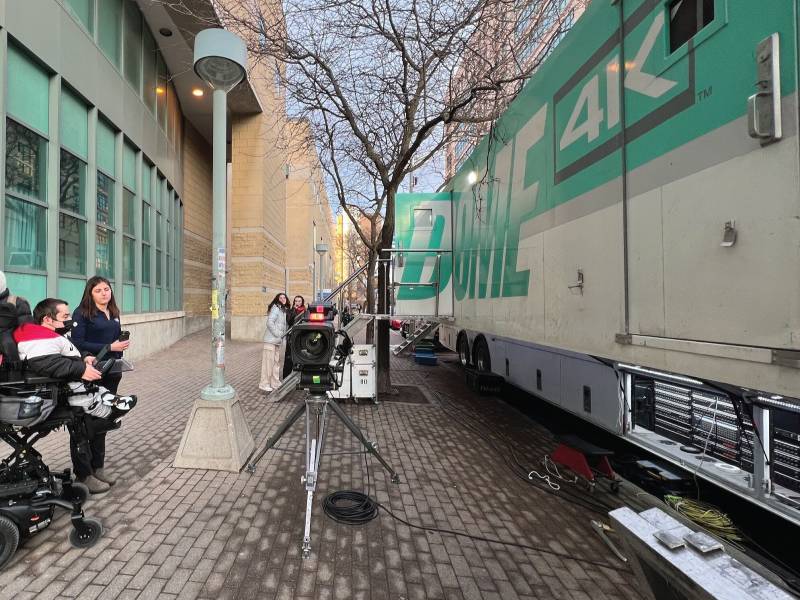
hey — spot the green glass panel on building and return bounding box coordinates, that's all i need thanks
[123,283,135,312]
[7,45,49,134]
[156,175,163,211]
[156,249,162,284]
[58,276,87,310]
[122,188,134,234]
[142,285,150,311]
[96,119,116,175]
[4,197,47,271]
[58,213,86,275]
[97,0,122,69]
[96,172,114,225]
[156,216,162,249]
[122,142,136,190]
[156,56,167,133]
[122,236,135,281]
[96,226,114,278]
[142,26,157,116]
[5,273,46,306]
[142,244,150,284]
[60,88,88,159]
[5,120,47,202]
[164,289,169,310]
[64,0,95,36]
[156,288,161,311]
[142,164,151,201]
[59,150,87,215]
[142,202,150,242]
[123,0,142,93]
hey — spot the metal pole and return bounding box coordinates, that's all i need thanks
[434,252,441,317]
[201,88,234,400]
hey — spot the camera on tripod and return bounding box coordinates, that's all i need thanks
[289,303,351,393]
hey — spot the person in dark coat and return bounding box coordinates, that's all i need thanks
[71,276,131,492]
[0,270,33,364]
[282,295,306,378]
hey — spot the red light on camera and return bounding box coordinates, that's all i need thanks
[316,305,324,313]
[310,313,325,321]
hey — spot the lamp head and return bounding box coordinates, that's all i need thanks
[193,29,247,92]
[316,243,329,257]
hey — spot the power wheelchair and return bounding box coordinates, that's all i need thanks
[0,352,125,569]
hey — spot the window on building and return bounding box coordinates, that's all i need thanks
[142,25,158,116]
[97,0,123,68]
[123,0,142,93]
[5,120,47,202]
[4,46,49,273]
[59,150,87,215]
[142,163,152,287]
[669,0,714,53]
[96,119,116,279]
[59,213,86,274]
[156,55,167,133]
[65,0,95,36]
[59,88,89,276]
[123,236,135,282]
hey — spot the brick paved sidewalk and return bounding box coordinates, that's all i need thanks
[1,329,647,600]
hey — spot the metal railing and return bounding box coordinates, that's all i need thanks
[381,248,451,318]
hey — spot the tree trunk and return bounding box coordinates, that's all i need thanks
[376,255,391,394]
[365,249,377,344]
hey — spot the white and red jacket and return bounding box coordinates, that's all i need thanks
[14,323,110,416]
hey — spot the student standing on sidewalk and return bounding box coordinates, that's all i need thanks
[260,293,289,393]
[71,276,130,494]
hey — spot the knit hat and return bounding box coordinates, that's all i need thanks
[0,271,6,295]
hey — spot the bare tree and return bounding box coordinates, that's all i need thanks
[216,0,579,392]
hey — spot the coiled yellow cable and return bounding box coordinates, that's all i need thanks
[664,495,744,543]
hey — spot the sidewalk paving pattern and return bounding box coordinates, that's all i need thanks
[1,329,648,600]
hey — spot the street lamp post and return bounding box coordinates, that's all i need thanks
[316,244,328,300]
[193,29,247,400]
[174,28,254,472]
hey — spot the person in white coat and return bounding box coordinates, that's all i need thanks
[260,293,289,393]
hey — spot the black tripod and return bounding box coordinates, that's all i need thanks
[247,390,401,558]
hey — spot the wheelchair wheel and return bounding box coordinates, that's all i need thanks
[68,517,103,549]
[0,515,20,570]
[63,483,90,506]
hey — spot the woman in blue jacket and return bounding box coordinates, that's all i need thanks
[71,276,130,494]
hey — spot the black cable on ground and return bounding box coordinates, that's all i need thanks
[323,490,378,525]
[322,488,629,572]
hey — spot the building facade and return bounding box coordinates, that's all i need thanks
[0,0,287,356]
[285,119,338,303]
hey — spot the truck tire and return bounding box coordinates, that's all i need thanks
[474,338,491,372]
[458,334,471,368]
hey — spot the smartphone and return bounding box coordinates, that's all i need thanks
[118,330,130,342]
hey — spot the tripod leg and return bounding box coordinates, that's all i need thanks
[301,403,328,558]
[328,399,401,484]
[247,401,307,473]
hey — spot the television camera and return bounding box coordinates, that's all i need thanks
[247,302,400,558]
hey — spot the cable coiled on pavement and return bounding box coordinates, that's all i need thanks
[323,490,378,525]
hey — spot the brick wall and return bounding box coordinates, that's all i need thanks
[181,123,214,317]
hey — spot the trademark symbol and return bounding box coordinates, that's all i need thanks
[697,86,712,101]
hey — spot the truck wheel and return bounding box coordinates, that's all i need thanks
[458,335,471,368]
[474,339,491,372]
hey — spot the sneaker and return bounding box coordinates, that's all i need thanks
[79,475,111,494]
[93,468,117,486]
[259,386,273,393]
[101,393,137,411]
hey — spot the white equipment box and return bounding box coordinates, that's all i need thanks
[328,344,377,403]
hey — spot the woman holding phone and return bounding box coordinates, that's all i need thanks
[71,276,130,493]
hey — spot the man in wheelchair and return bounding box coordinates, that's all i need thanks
[14,299,137,422]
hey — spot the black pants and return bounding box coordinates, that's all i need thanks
[70,373,122,479]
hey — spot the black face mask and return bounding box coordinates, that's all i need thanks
[54,319,74,335]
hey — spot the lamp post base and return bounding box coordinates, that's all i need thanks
[173,393,254,472]
[200,384,236,401]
